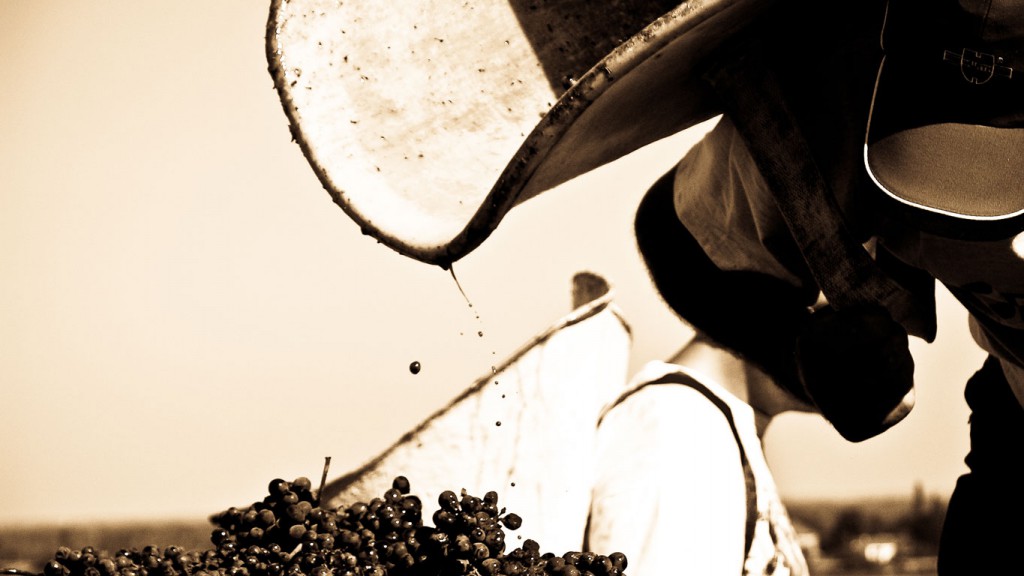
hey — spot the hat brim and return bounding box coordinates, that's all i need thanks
[267,0,772,267]
[865,53,1024,222]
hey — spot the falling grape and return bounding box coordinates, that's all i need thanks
[409,361,421,374]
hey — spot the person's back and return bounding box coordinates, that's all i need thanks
[586,336,812,575]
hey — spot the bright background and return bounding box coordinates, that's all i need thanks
[1,1,984,524]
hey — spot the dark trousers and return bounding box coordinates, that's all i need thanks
[938,355,1024,574]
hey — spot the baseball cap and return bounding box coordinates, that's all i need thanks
[865,0,1024,238]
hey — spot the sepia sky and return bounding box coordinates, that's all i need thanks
[0,1,985,525]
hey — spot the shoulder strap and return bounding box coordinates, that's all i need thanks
[702,42,936,341]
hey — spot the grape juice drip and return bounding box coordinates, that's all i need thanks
[34,476,627,576]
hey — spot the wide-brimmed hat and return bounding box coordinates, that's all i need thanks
[865,0,1024,239]
[266,0,777,267]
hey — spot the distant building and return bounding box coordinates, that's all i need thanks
[849,532,915,567]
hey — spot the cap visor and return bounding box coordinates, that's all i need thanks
[865,55,1024,220]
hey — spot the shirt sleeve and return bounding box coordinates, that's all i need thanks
[881,229,1024,407]
[673,115,819,293]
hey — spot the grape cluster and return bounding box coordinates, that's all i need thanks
[33,476,627,576]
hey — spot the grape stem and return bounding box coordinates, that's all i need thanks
[315,456,332,505]
[283,543,302,562]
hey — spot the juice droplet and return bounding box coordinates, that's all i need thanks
[449,267,473,308]
[409,361,421,374]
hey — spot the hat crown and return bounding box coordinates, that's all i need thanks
[884,0,1024,69]
[977,0,1024,54]
[878,0,1023,126]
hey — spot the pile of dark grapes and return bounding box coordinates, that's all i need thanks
[30,476,627,576]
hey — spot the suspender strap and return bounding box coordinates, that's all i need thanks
[702,43,936,341]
